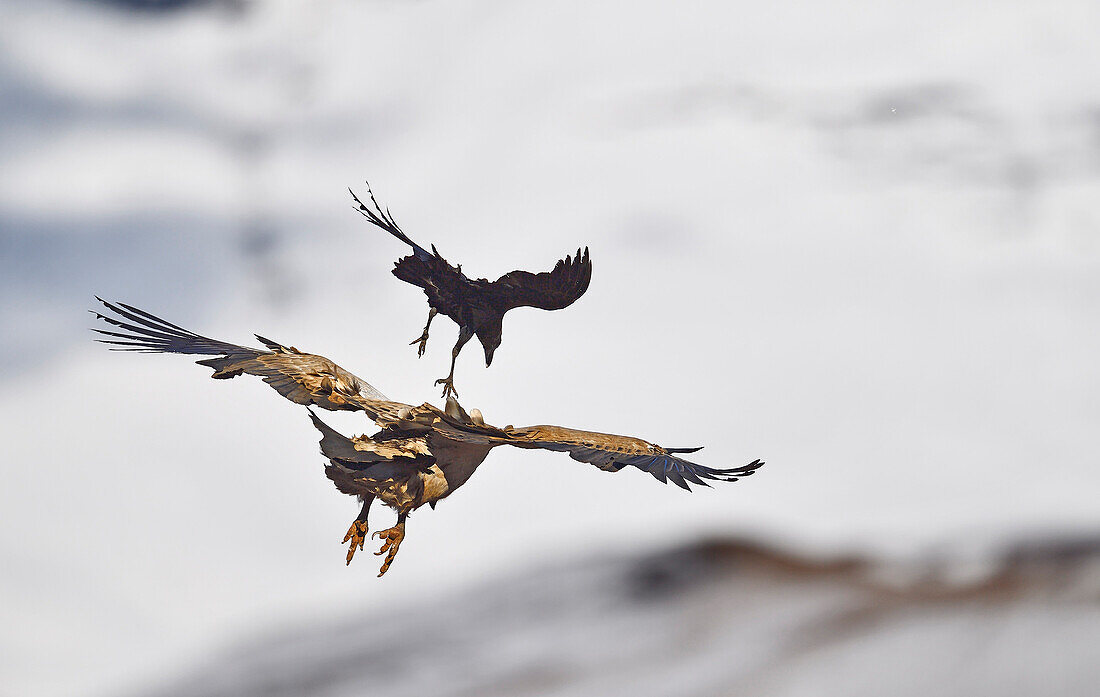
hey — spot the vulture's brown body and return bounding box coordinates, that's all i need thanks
[92,299,762,576]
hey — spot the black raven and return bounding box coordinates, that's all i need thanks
[350,184,592,398]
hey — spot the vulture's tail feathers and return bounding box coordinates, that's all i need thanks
[308,409,379,465]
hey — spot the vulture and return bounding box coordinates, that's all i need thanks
[350,183,592,398]
[92,299,762,577]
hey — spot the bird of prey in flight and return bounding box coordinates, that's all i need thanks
[350,183,592,398]
[92,299,763,577]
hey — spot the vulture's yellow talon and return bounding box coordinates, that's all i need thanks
[371,523,405,577]
[342,520,369,565]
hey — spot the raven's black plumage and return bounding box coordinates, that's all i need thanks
[351,183,592,397]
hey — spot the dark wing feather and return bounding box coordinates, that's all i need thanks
[348,185,472,309]
[349,183,433,261]
[391,247,471,315]
[91,298,249,356]
[90,299,406,419]
[499,424,762,490]
[348,182,474,300]
[493,247,591,311]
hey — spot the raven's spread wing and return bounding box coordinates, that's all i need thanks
[350,183,433,261]
[349,184,473,310]
[493,247,591,311]
[391,248,471,315]
[501,424,761,490]
[90,298,420,427]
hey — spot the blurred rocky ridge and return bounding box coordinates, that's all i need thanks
[138,533,1100,697]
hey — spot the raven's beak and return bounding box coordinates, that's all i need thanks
[484,346,495,367]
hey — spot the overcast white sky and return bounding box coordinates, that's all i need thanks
[2,0,1099,695]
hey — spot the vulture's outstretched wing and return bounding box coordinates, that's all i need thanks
[499,424,762,490]
[493,247,591,311]
[90,298,417,426]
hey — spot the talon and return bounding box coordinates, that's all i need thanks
[343,520,369,566]
[371,523,406,577]
[409,332,429,357]
[435,377,458,399]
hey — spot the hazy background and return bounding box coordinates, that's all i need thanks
[2,0,1099,695]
